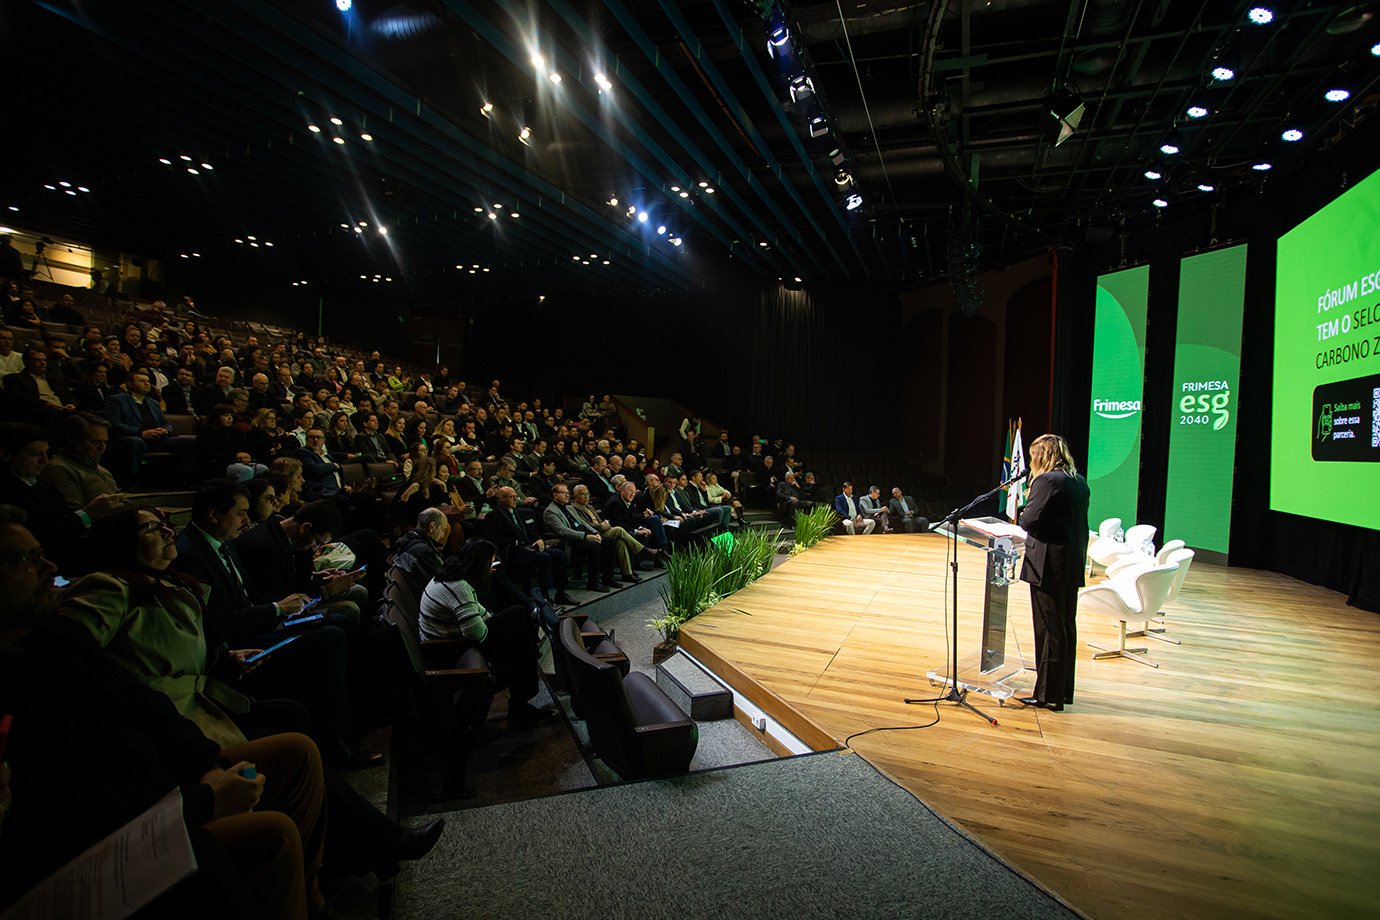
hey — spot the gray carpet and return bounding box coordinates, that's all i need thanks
[391,750,1077,920]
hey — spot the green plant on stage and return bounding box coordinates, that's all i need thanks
[650,526,786,644]
[792,505,839,552]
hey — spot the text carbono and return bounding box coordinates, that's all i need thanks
[1316,336,1375,368]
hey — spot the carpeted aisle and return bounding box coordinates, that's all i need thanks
[392,749,1077,919]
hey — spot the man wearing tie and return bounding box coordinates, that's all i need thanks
[888,487,929,533]
[543,482,616,592]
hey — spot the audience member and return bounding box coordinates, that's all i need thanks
[834,481,875,535]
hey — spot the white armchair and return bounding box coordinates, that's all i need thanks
[1078,562,1181,667]
[1087,517,1130,577]
[1105,538,1186,579]
[1123,523,1158,557]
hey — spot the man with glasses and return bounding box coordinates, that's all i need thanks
[40,412,123,516]
[0,423,113,574]
[294,427,344,500]
[543,482,616,593]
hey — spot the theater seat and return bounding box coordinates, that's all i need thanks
[558,618,696,779]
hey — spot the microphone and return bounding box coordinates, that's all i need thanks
[998,468,1028,489]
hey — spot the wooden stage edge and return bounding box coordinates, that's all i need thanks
[679,534,1380,920]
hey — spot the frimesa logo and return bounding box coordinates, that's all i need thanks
[1093,398,1142,420]
[1180,389,1232,431]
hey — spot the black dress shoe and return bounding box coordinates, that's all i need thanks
[330,742,384,771]
[586,581,612,593]
[553,592,576,606]
[623,572,643,583]
[373,818,445,881]
[508,701,559,725]
[1046,702,1065,712]
[1016,697,1045,708]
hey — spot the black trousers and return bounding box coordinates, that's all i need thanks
[472,604,540,705]
[1029,583,1078,705]
[569,538,616,586]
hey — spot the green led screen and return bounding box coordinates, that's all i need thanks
[1087,265,1150,527]
[1163,245,1247,554]
[1271,166,1380,530]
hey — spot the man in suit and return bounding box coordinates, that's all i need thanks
[174,480,380,768]
[456,458,493,522]
[1,347,74,420]
[603,480,667,553]
[834,481,875,534]
[194,365,236,417]
[294,427,344,500]
[162,365,197,415]
[1017,434,1091,713]
[858,485,891,533]
[543,482,615,592]
[581,454,617,506]
[486,485,572,605]
[888,487,928,533]
[710,429,734,461]
[104,368,195,486]
[247,373,277,413]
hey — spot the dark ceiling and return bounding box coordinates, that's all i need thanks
[4,0,1377,309]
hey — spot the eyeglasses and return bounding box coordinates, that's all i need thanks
[1,547,46,568]
[136,516,174,534]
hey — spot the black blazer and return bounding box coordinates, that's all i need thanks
[233,518,307,603]
[484,505,534,549]
[1018,470,1090,591]
[161,383,195,416]
[172,524,279,645]
[602,495,641,532]
[581,469,615,505]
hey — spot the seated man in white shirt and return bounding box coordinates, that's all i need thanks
[833,481,876,535]
[858,485,890,533]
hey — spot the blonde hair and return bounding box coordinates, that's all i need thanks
[1028,434,1078,479]
[269,456,305,504]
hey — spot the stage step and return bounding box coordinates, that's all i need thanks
[656,651,734,721]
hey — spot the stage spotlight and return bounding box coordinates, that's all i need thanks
[1373,41,1380,57]
[769,25,789,47]
[637,211,648,223]
[1186,104,1209,119]
[481,101,494,116]
[307,125,321,133]
[159,157,172,164]
[607,196,619,207]
[789,75,814,103]
[594,73,613,93]
[1046,89,1085,147]
[704,187,715,194]
[1247,6,1273,24]
[670,185,681,192]
[1160,135,1182,155]
[332,136,345,145]
[828,148,846,166]
[656,225,666,235]
[1324,88,1351,102]
[809,116,829,138]
[626,205,636,217]
[678,191,690,198]
[1197,183,1215,192]
[1144,169,1163,180]
[336,0,351,11]
[1281,128,1303,142]
[834,168,853,187]
[669,237,682,246]
[698,181,709,188]
[330,117,343,126]
[845,194,863,211]
[359,133,372,142]
[1152,198,1168,208]
[549,72,562,85]
[518,125,532,144]
[1252,161,1272,171]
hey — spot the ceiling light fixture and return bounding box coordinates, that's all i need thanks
[607,196,618,207]
[1372,41,1380,57]
[1197,183,1216,192]
[1253,162,1272,171]
[510,211,519,218]
[1324,88,1351,103]
[59,181,71,187]
[670,185,681,192]
[1144,169,1163,180]
[834,168,853,187]
[656,225,666,235]
[187,168,200,175]
[518,125,532,144]
[769,25,790,48]
[669,237,682,247]
[336,0,351,11]
[636,211,648,223]
[1186,105,1209,119]
[332,136,346,145]
[845,194,863,210]
[159,157,172,164]
[678,191,690,198]
[789,74,814,103]
[487,212,497,220]
[481,101,494,116]
[1211,62,1236,82]
[705,186,715,194]
[549,72,562,85]
[1152,198,1168,208]
[360,132,373,142]
[1281,128,1303,142]
[809,116,829,138]
[1160,133,1182,155]
[179,156,192,162]
[1247,6,1274,25]
[307,124,321,133]
[330,117,343,126]
[594,73,613,93]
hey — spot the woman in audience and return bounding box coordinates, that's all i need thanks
[431,436,459,477]
[270,456,306,513]
[418,539,554,725]
[399,440,429,481]
[580,394,601,423]
[246,408,288,465]
[323,365,345,395]
[435,417,458,441]
[245,477,279,525]
[383,414,408,459]
[195,405,265,482]
[326,411,358,461]
[404,416,430,453]
[337,386,357,416]
[14,299,44,332]
[386,365,407,393]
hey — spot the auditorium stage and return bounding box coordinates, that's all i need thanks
[679,534,1380,920]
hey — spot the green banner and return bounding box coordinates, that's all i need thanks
[1271,166,1380,530]
[1087,265,1150,528]
[1163,245,1247,554]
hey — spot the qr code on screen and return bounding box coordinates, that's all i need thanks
[1373,388,1379,448]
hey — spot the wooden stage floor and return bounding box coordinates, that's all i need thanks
[679,534,1380,920]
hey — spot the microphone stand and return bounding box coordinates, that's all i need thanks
[904,474,1024,726]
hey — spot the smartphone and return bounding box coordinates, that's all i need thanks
[281,612,325,629]
[0,713,12,761]
[245,635,300,665]
[300,596,323,612]
[350,564,368,575]
[53,576,70,588]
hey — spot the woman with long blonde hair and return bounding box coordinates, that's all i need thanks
[1016,433,1089,713]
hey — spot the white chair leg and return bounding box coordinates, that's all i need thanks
[1088,620,1159,668]
[1144,610,1181,645]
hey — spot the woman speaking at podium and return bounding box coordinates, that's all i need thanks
[1017,434,1090,712]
